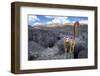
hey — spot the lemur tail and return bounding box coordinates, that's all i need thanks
[73,21,80,40]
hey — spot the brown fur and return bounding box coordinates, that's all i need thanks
[64,37,75,53]
[64,21,80,53]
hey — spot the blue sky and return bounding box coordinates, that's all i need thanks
[28,15,88,26]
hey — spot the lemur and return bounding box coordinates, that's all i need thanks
[64,21,80,53]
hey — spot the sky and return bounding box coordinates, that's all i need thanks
[28,15,88,27]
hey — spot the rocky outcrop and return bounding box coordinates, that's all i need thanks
[28,25,88,60]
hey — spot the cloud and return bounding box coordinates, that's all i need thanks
[72,20,88,25]
[55,17,68,20]
[52,17,68,24]
[45,16,54,19]
[45,16,69,24]
[28,15,40,25]
[52,18,61,24]
[79,20,88,24]
[33,22,43,26]
[46,21,52,24]
[29,15,39,21]
[46,16,70,25]
[62,19,71,24]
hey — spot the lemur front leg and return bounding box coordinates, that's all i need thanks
[69,47,72,53]
[64,48,67,53]
[70,40,75,53]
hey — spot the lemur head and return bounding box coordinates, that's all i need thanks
[64,36,70,42]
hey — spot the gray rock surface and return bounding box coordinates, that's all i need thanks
[28,25,88,60]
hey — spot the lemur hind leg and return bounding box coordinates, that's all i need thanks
[69,46,72,53]
[69,40,75,53]
[64,48,67,53]
[70,46,74,53]
[64,48,68,58]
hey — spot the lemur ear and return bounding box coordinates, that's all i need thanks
[64,36,67,38]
